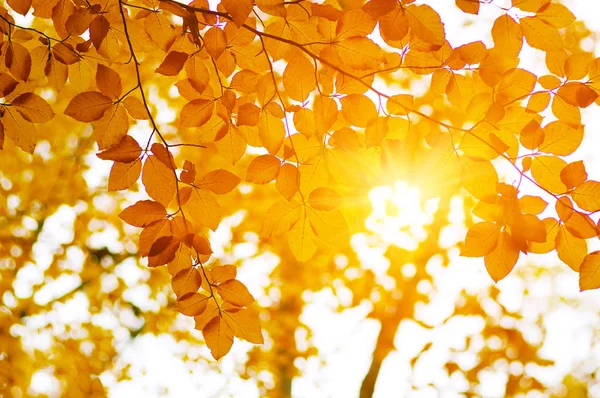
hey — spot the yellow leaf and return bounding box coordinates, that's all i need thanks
[288,208,317,261]
[261,199,302,237]
[571,181,600,212]
[340,94,377,127]
[335,37,384,70]
[551,95,580,126]
[258,111,285,154]
[217,279,255,307]
[406,4,445,47]
[386,94,414,116]
[336,9,376,40]
[520,17,563,52]
[455,0,479,14]
[119,200,166,228]
[496,68,536,104]
[308,187,343,211]
[276,163,299,200]
[531,156,567,194]
[529,218,559,254]
[580,251,600,291]
[198,169,241,194]
[64,91,113,122]
[518,195,547,215]
[526,92,551,113]
[492,15,522,57]
[246,154,281,184]
[484,231,520,282]
[308,208,349,247]
[537,3,576,29]
[457,41,487,64]
[186,188,222,230]
[539,121,582,156]
[511,0,549,12]
[203,316,234,360]
[282,53,316,102]
[108,159,142,191]
[460,222,501,257]
[556,225,587,272]
[142,155,176,208]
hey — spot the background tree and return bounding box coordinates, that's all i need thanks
[1,0,600,396]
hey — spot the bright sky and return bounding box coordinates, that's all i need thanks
[15,1,600,397]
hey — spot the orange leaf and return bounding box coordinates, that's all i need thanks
[92,104,130,150]
[123,96,149,120]
[484,231,519,282]
[455,0,479,14]
[142,155,176,207]
[2,107,36,153]
[209,265,237,285]
[172,267,202,297]
[156,51,189,76]
[246,154,281,184]
[198,169,241,194]
[580,251,600,291]
[520,16,563,52]
[276,163,300,200]
[216,279,255,307]
[221,0,253,27]
[177,293,210,316]
[203,316,234,360]
[185,188,222,230]
[460,222,501,257]
[64,91,113,122]
[556,225,586,272]
[282,53,316,102]
[96,64,122,100]
[119,200,166,228]
[204,27,227,60]
[571,181,600,212]
[560,161,587,189]
[5,42,32,81]
[108,159,142,191]
[180,99,214,127]
[223,308,264,344]
[97,135,142,163]
[11,92,54,123]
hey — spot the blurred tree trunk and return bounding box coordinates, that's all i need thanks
[359,196,450,397]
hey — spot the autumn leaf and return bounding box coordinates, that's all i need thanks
[64,91,113,122]
[216,279,255,307]
[119,200,166,228]
[203,316,234,360]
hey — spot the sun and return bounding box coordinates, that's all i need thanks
[364,181,440,251]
